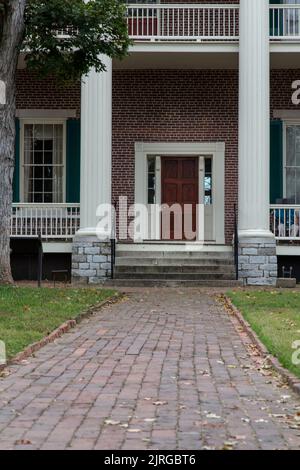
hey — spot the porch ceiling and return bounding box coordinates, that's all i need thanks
[113,45,300,71]
[113,51,238,70]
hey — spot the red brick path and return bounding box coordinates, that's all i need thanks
[0,289,299,450]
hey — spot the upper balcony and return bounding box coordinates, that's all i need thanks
[125,4,300,43]
[115,4,300,70]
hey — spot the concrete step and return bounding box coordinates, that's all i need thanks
[115,257,235,267]
[114,272,237,281]
[105,279,243,288]
[115,265,235,274]
[116,251,233,260]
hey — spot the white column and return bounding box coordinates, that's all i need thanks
[79,56,112,235]
[239,0,272,238]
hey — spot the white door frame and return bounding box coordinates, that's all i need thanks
[134,142,225,244]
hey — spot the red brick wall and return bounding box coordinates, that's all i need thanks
[271,70,300,112]
[112,69,239,244]
[16,70,81,117]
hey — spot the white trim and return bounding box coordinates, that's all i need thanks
[43,243,73,254]
[274,110,300,120]
[19,118,67,203]
[276,245,300,257]
[117,243,232,253]
[134,142,225,244]
[16,109,76,119]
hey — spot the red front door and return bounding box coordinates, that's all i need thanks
[161,157,198,240]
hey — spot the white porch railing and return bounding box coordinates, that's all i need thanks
[270,205,300,241]
[11,204,80,240]
[126,4,300,42]
[270,5,300,40]
[126,4,239,41]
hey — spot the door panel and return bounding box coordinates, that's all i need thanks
[161,157,198,240]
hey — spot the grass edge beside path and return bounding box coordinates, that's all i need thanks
[0,286,117,360]
[227,290,300,379]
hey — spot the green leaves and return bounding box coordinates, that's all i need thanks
[24,0,130,83]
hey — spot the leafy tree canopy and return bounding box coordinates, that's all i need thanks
[23,0,130,82]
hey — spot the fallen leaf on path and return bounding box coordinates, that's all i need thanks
[15,440,32,446]
[104,419,121,426]
[206,413,221,420]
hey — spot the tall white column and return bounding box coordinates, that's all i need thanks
[238,1,277,287]
[239,0,272,239]
[79,56,112,234]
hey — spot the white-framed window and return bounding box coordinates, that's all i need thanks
[20,119,66,203]
[284,121,300,204]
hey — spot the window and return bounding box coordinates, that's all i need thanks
[126,0,159,19]
[148,156,156,204]
[204,158,213,205]
[22,121,65,203]
[285,124,300,204]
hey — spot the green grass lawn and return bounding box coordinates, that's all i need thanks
[227,290,300,378]
[0,287,116,360]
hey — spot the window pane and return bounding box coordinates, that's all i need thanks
[286,126,296,167]
[204,157,213,205]
[296,168,300,204]
[286,167,296,204]
[23,123,64,203]
[148,157,156,204]
[296,127,300,166]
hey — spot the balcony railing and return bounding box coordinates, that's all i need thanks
[126,4,239,41]
[126,4,300,42]
[11,204,80,240]
[270,205,300,241]
[270,5,300,40]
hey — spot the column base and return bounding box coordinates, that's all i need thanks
[238,236,278,286]
[71,235,111,285]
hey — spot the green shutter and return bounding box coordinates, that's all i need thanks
[66,119,81,203]
[270,120,283,204]
[13,118,20,203]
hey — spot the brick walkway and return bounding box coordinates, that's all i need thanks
[0,288,300,450]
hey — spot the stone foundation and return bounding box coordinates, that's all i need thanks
[238,237,278,286]
[72,236,111,284]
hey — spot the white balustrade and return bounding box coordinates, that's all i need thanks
[270,5,300,39]
[126,4,239,41]
[125,4,300,42]
[11,204,80,240]
[270,205,300,240]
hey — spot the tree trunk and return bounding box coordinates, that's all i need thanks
[0,0,26,284]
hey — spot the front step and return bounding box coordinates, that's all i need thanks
[114,272,236,281]
[105,279,243,288]
[116,257,234,267]
[115,265,235,274]
[117,250,233,259]
[113,246,237,286]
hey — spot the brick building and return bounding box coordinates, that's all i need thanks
[11,1,300,285]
